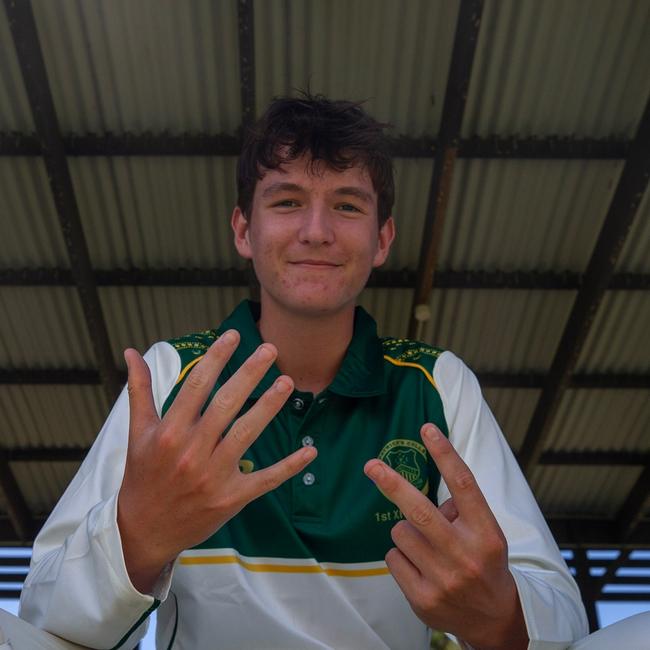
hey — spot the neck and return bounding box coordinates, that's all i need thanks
[257,298,355,394]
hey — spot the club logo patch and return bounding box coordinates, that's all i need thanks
[378,439,429,494]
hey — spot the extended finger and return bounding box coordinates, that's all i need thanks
[199,342,279,437]
[364,459,451,543]
[215,375,293,462]
[421,424,494,526]
[124,348,160,436]
[242,445,318,503]
[165,330,240,425]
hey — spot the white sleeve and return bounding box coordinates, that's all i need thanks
[433,351,588,649]
[19,342,181,650]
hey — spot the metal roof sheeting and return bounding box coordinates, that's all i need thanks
[99,286,249,366]
[577,291,650,373]
[254,0,457,135]
[0,158,68,267]
[423,289,577,372]
[0,10,33,131]
[532,465,642,518]
[482,388,540,452]
[0,287,95,367]
[545,389,650,453]
[0,385,107,449]
[616,185,650,273]
[12,462,81,515]
[464,0,650,137]
[441,159,623,271]
[69,157,242,269]
[31,0,241,133]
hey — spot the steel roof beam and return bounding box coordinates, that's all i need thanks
[3,267,650,291]
[517,98,650,478]
[0,452,33,541]
[2,367,649,390]
[0,132,629,160]
[5,445,648,468]
[616,466,650,540]
[409,0,484,338]
[4,0,120,404]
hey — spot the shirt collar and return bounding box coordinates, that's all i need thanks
[217,300,386,399]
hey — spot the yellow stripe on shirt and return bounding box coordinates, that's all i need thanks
[383,355,436,390]
[179,555,389,578]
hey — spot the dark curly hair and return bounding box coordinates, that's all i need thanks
[236,94,395,225]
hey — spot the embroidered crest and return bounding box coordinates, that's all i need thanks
[378,439,429,494]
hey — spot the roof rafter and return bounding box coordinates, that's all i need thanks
[409,0,484,338]
[0,131,629,159]
[517,96,650,481]
[4,0,120,405]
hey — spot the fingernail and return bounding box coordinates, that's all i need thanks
[275,377,292,393]
[422,425,441,443]
[366,464,384,481]
[123,350,131,369]
[257,344,274,361]
[221,330,238,345]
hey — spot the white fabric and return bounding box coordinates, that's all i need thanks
[0,608,87,649]
[19,341,587,649]
[568,611,650,649]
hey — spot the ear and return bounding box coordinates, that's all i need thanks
[231,206,253,260]
[372,216,395,268]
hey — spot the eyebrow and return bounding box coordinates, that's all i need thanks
[261,182,305,198]
[333,186,374,205]
[261,182,374,205]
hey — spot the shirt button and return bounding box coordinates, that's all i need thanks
[302,472,315,486]
[291,397,305,411]
[301,435,314,447]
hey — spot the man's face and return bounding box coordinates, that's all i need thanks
[232,155,395,317]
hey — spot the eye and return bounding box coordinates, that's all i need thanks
[273,199,300,208]
[337,203,361,213]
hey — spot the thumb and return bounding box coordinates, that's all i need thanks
[124,348,159,436]
[438,497,459,523]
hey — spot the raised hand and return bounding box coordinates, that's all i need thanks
[364,424,528,650]
[117,331,317,593]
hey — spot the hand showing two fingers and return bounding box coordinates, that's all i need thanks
[117,331,317,593]
[364,425,528,650]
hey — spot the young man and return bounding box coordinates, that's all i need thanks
[20,96,587,649]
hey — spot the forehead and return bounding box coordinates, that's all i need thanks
[255,155,376,195]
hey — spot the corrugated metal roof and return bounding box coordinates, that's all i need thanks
[577,291,650,373]
[31,0,241,133]
[0,385,107,448]
[616,185,650,273]
[440,159,623,271]
[0,288,95,367]
[422,289,576,371]
[531,465,642,518]
[544,389,650,453]
[0,158,68,267]
[255,0,457,135]
[0,9,33,131]
[482,388,540,452]
[12,462,80,515]
[99,286,249,366]
[464,0,650,137]
[69,157,242,269]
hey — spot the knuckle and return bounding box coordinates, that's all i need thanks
[258,470,281,493]
[185,368,209,391]
[414,583,439,613]
[211,390,236,414]
[408,502,435,527]
[454,469,476,491]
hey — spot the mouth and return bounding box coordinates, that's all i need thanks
[289,260,343,268]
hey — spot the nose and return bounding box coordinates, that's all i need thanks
[298,202,335,245]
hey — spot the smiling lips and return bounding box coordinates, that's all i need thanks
[289,260,343,268]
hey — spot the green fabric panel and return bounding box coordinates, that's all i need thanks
[164,302,449,564]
